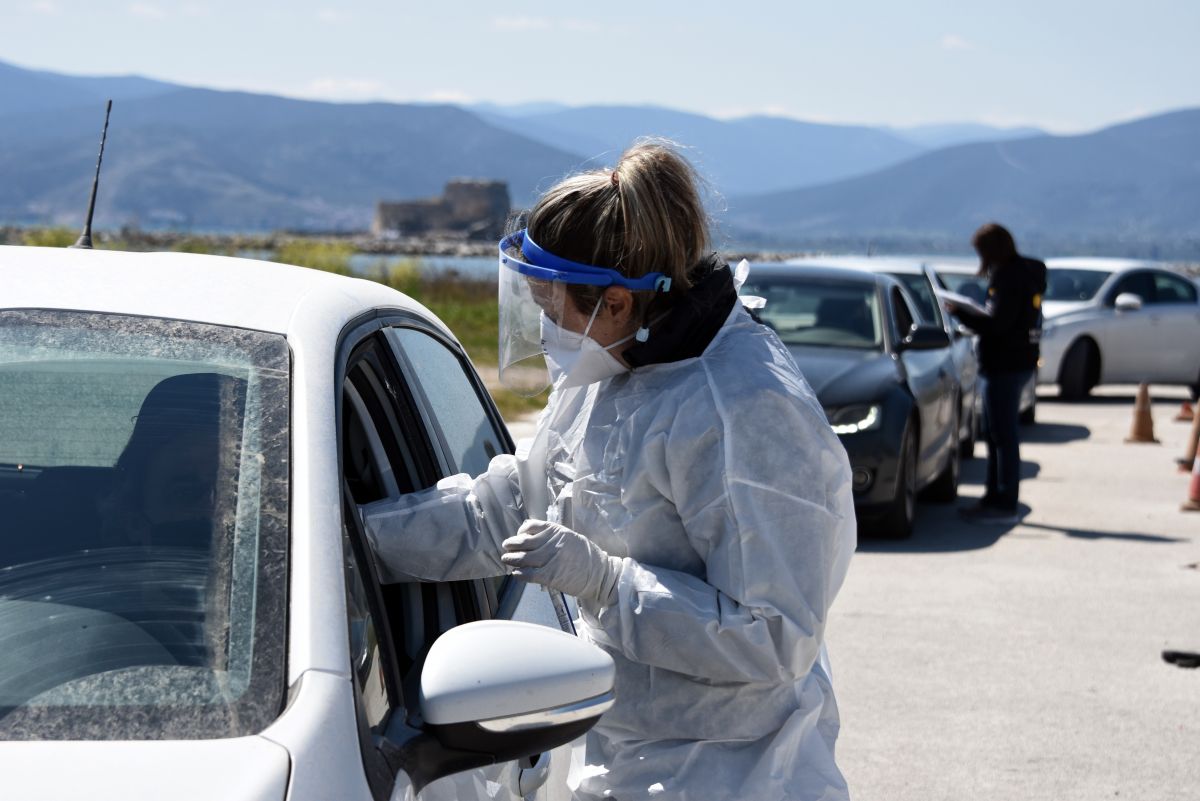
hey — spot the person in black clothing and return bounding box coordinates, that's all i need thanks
[946,223,1047,523]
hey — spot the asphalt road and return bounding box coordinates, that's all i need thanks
[504,384,1199,799]
[828,385,1200,801]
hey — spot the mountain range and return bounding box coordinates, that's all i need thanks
[727,109,1200,254]
[1,60,1196,255]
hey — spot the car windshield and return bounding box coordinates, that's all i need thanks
[1044,268,1113,301]
[742,276,883,350]
[0,310,288,740]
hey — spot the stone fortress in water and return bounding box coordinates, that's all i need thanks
[373,180,511,242]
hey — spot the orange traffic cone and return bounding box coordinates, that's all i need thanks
[1125,383,1159,444]
[1179,411,1200,473]
[1183,456,1200,512]
[1176,402,1195,422]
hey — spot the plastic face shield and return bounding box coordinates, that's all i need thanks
[497,229,671,396]
[498,248,563,397]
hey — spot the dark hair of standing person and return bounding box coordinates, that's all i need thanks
[972,222,1018,275]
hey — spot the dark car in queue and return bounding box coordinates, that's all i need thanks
[742,265,961,539]
[789,256,982,459]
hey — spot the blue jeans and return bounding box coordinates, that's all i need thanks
[980,369,1033,511]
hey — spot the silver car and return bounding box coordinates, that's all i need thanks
[1038,258,1200,399]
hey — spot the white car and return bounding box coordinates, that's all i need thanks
[1038,258,1200,399]
[931,260,1040,423]
[0,245,614,801]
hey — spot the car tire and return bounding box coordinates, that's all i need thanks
[1059,338,1098,400]
[1019,401,1036,426]
[925,410,960,503]
[878,423,917,539]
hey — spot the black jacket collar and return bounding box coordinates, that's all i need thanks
[622,255,738,368]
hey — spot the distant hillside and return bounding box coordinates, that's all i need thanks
[2,60,1198,253]
[728,109,1200,255]
[0,61,177,116]
[890,122,1045,149]
[0,82,587,230]
[476,105,925,195]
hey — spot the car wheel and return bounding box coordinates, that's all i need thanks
[1059,338,1098,400]
[925,409,960,503]
[878,423,917,539]
[1019,401,1036,426]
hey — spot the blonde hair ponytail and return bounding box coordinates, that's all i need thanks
[525,140,711,313]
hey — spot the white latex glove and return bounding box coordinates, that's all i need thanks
[501,519,622,607]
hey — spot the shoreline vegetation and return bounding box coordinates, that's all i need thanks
[0,225,812,263]
[6,225,1199,420]
[4,225,558,420]
[0,225,817,422]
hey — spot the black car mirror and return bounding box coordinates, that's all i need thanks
[899,325,951,351]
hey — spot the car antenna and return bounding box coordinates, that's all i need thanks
[69,99,113,250]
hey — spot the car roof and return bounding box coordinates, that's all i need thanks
[784,255,936,275]
[750,262,889,286]
[0,245,438,337]
[926,257,985,275]
[1045,257,1159,272]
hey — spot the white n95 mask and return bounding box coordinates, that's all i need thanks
[540,304,634,389]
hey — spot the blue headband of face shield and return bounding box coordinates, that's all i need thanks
[499,229,673,293]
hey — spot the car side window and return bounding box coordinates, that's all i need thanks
[1107,271,1156,305]
[893,287,916,337]
[384,324,575,633]
[344,335,487,667]
[1151,272,1198,305]
[892,273,943,327]
[383,327,507,478]
[340,377,407,801]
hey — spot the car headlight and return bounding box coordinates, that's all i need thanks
[826,404,883,435]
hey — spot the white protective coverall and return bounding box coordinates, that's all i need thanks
[364,302,856,800]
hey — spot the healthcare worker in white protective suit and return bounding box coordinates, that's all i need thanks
[363,142,856,800]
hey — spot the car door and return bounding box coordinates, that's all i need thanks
[381,322,582,800]
[336,324,574,801]
[920,266,978,443]
[1146,271,1200,384]
[1097,270,1158,382]
[337,337,432,801]
[890,286,954,486]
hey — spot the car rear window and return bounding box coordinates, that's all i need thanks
[0,309,289,740]
[1045,268,1112,301]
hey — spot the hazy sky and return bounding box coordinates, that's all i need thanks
[5,0,1199,132]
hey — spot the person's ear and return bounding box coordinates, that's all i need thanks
[602,287,635,326]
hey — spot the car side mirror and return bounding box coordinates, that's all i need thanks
[377,620,615,794]
[898,325,951,351]
[1114,292,1143,312]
